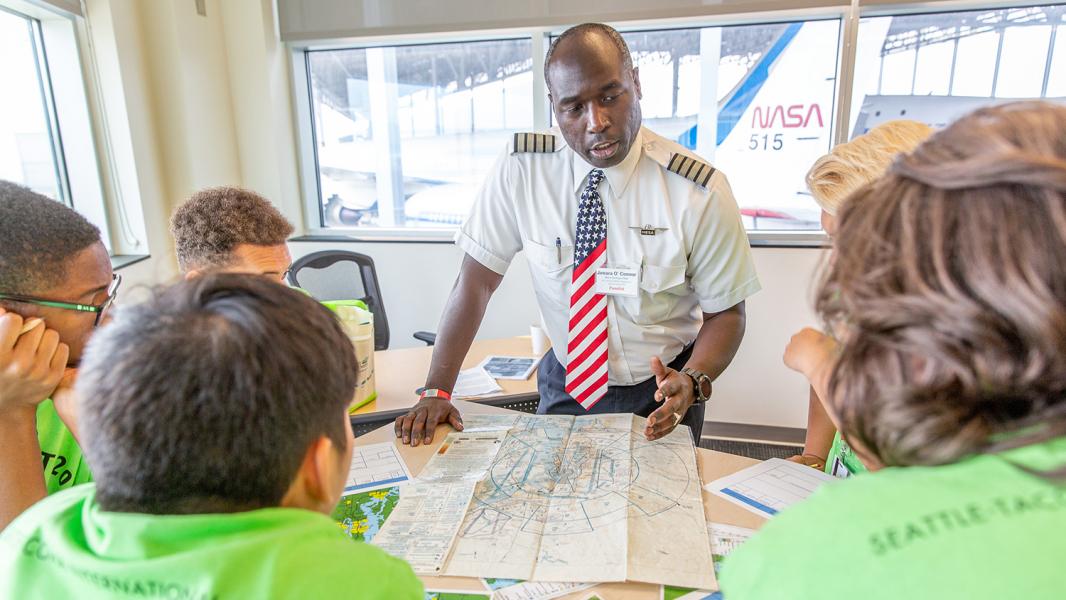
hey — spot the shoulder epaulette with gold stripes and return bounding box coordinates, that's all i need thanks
[512,132,559,154]
[665,153,715,188]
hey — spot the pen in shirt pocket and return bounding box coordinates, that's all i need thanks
[556,237,562,264]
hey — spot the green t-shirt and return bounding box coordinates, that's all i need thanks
[824,430,868,479]
[36,399,92,493]
[0,484,423,599]
[721,437,1066,600]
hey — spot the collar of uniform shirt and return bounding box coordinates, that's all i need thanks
[571,127,644,198]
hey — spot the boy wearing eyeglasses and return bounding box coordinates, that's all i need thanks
[0,181,118,529]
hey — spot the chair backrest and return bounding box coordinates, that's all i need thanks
[286,250,390,350]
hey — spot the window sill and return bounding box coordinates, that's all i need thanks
[110,254,151,270]
[290,233,455,244]
[292,231,831,248]
[747,231,830,249]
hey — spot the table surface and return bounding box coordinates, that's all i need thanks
[355,400,766,599]
[355,337,542,416]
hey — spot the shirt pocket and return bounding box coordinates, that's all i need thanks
[622,262,689,325]
[524,239,574,311]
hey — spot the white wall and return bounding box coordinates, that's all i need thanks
[217,0,304,219]
[291,241,826,429]
[82,0,303,302]
[715,247,824,428]
[83,0,175,280]
[138,0,243,199]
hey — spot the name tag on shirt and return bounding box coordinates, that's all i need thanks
[595,266,639,297]
[830,457,852,479]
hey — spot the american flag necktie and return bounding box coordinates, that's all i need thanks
[565,169,608,409]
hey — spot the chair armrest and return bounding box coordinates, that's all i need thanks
[412,331,437,346]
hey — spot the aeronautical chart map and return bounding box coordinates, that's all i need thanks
[368,413,716,589]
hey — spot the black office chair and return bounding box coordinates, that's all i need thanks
[286,250,435,350]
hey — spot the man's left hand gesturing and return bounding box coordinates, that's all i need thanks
[645,356,698,441]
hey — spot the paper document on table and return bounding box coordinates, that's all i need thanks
[705,458,836,518]
[453,367,503,398]
[370,479,476,574]
[621,417,715,590]
[342,441,412,494]
[478,355,538,380]
[443,414,575,580]
[417,429,509,482]
[461,414,520,432]
[442,414,715,590]
[373,413,711,587]
[708,522,755,561]
[490,581,595,600]
[708,522,755,581]
[530,413,634,584]
[425,591,490,600]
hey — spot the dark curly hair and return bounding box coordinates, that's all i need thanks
[170,186,294,272]
[0,180,101,295]
[817,101,1066,474]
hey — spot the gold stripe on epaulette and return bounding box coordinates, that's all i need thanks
[666,153,715,188]
[512,133,557,154]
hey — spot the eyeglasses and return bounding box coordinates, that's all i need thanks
[0,273,122,327]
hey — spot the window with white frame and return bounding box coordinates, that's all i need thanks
[850,4,1066,137]
[0,6,67,202]
[295,3,1066,238]
[302,21,841,233]
[606,21,841,231]
[306,38,533,229]
[0,1,114,251]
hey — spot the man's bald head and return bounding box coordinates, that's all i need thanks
[543,23,643,168]
[544,23,633,91]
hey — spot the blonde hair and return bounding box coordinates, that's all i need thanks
[806,120,933,214]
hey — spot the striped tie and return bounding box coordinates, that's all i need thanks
[565,169,608,409]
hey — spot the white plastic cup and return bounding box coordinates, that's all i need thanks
[530,324,549,356]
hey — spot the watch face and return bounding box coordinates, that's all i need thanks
[698,377,712,400]
[684,370,711,401]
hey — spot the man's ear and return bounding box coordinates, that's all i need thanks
[280,436,337,513]
[632,67,642,100]
[183,269,201,281]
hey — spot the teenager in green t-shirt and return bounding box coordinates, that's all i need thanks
[0,182,117,530]
[0,273,422,598]
[784,121,932,475]
[722,101,1066,599]
[3,183,299,531]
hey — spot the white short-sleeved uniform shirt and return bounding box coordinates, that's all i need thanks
[455,126,761,386]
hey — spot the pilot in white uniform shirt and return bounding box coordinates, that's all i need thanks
[456,125,760,434]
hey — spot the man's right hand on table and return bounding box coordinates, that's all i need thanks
[395,395,464,447]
